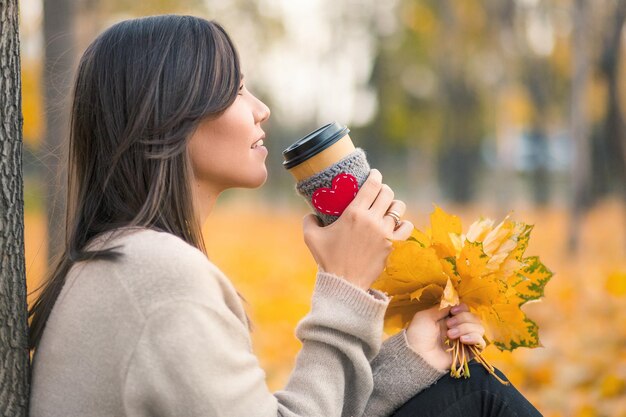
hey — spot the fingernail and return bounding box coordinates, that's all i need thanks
[451,306,461,314]
[461,335,471,342]
[447,318,457,327]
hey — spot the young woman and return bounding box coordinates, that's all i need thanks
[28,15,541,417]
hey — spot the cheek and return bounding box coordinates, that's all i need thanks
[189,138,229,180]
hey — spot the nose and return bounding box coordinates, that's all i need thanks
[254,97,271,124]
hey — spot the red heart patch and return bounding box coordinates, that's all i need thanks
[312,173,359,216]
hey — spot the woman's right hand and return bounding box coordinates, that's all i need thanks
[302,169,413,291]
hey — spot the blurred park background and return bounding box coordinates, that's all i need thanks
[19,0,626,415]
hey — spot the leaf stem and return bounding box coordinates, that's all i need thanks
[447,339,510,385]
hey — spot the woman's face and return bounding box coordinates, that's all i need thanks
[188,79,271,196]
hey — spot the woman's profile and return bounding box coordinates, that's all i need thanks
[28,15,542,417]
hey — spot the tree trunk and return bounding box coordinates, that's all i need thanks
[599,0,625,192]
[568,0,592,253]
[436,0,483,204]
[598,0,626,254]
[0,0,31,415]
[42,0,75,264]
[524,58,551,207]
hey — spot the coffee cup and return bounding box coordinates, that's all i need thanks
[283,122,371,225]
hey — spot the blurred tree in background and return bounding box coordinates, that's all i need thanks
[353,0,624,252]
[593,0,625,198]
[22,0,625,253]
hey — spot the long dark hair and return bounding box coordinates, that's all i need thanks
[28,15,243,350]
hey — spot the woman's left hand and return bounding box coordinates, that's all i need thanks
[405,303,486,371]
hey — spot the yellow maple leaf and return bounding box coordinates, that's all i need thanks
[375,240,448,295]
[482,218,528,272]
[457,241,490,280]
[440,278,459,309]
[509,224,534,261]
[411,283,445,302]
[476,299,540,350]
[481,216,514,254]
[408,228,431,247]
[430,205,462,258]
[374,206,551,353]
[480,221,534,284]
[438,255,458,283]
[465,218,494,243]
[457,273,503,312]
[381,306,411,334]
[513,256,553,303]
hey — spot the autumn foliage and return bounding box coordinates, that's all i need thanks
[373,206,552,350]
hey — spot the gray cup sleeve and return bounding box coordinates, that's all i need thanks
[295,148,371,225]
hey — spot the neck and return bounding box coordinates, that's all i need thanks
[192,183,221,226]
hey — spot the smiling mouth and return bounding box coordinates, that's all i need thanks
[251,138,265,149]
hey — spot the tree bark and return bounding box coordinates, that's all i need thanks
[0,0,31,415]
[42,0,75,264]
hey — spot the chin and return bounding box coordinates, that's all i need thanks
[240,170,268,189]
[252,172,268,188]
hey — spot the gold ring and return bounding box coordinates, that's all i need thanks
[385,210,402,230]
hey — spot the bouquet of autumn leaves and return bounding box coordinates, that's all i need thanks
[372,206,552,384]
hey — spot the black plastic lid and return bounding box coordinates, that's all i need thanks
[282,122,350,169]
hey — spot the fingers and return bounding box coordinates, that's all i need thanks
[349,169,382,210]
[447,305,485,347]
[392,220,414,240]
[448,322,484,338]
[381,199,405,230]
[388,200,407,217]
[302,213,321,232]
[447,311,481,327]
[458,332,486,348]
[302,214,320,249]
[472,335,487,350]
[451,303,470,314]
[431,305,451,321]
[370,185,395,216]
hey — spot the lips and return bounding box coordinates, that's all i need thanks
[251,135,265,149]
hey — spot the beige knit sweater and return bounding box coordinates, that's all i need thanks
[29,228,445,417]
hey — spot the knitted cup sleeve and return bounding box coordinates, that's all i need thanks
[295,148,371,226]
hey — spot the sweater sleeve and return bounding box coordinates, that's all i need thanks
[122,271,390,417]
[361,330,448,417]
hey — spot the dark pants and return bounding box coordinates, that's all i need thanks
[391,361,543,417]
